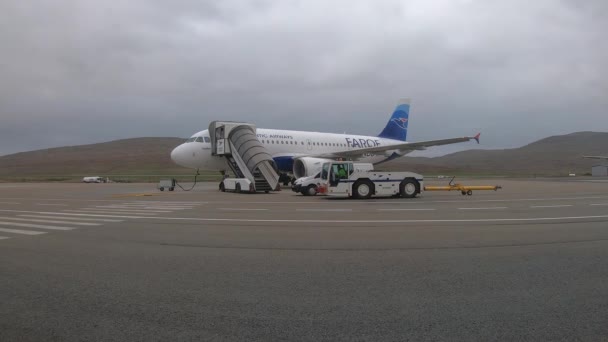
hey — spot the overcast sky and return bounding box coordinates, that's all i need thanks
[1,0,606,156]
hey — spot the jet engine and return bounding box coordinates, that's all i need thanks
[293,157,332,179]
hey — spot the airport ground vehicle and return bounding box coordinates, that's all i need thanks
[82,176,105,183]
[318,161,423,199]
[219,178,272,193]
[158,179,176,191]
[292,163,375,196]
[291,172,321,196]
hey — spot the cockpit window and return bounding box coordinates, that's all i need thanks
[186,137,196,143]
[204,137,211,143]
[195,137,204,143]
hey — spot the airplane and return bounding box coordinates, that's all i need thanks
[170,99,480,180]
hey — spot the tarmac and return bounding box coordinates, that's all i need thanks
[1,178,608,341]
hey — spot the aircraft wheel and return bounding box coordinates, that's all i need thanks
[353,180,373,199]
[235,183,241,193]
[159,187,164,191]
[461,191,467,195]
[400,179,419,198]
[467,190,473,196]
[306,185,317,196]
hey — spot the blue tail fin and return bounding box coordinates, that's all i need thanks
[378,99,410,141]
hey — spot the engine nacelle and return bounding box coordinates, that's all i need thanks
[293,157,332,179]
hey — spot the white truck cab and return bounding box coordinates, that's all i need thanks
[292,163,374,196]
[291,172,322,196]
[318,161,423,199]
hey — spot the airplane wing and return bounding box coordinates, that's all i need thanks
[308,133,480,159]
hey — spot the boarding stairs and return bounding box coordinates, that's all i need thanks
[210,122,280,192]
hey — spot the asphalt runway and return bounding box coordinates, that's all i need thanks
[1,179,608,341]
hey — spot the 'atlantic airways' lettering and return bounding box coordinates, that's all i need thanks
[345,137,381,148]
[257,133,294,139]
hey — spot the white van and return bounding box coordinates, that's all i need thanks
[292,163,374,196]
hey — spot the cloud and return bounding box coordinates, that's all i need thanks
[0,0,606,155]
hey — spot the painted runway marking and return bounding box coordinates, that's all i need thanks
[64,209,159,216]
[0,221,75,231]
[36,203,68,206]
[296,209,353,212]
[19,215,123,222]
[97,207,192,211]
[95,204,194,209]
[218,208,269,211]
[5,194,607,204]
[78,208,171,214]
[46,213,143,219]
[132,214,608,224]
[530,205,573,208]
[377,208,436,211]
[0,209,143,219]
[458,207,508,210]
[0,202,20,205]
[204,195,608,205]
[0,227,46,235]
[124,201,204,204]
[590,203,608,206]
[0,236,9,240]
[0,216,100,226]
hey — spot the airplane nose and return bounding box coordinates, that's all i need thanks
[171,144,190,168]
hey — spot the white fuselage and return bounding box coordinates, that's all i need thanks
[170,128,409,173]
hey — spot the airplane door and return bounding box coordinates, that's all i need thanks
[306,139,312,151]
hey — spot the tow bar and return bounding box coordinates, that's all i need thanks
[424,176,502,196]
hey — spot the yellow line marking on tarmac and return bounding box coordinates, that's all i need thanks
[111,193,160,198]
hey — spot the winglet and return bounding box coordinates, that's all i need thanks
[473,133,480,144]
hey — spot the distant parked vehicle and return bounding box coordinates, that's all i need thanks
[158,179,176,191]
[82,176,105,183]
